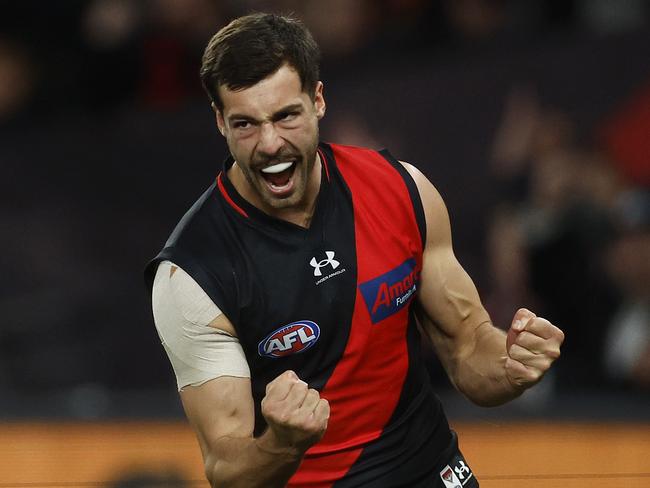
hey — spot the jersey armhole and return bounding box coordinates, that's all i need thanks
[147,246,239,328]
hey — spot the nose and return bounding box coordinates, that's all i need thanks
[257,122,284,157]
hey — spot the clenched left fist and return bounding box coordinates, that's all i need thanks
[505,308,565,389]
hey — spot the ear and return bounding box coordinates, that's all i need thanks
[314,81,326,119]
[213,102,226,136]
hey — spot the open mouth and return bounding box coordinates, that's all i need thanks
[259,161,297,194]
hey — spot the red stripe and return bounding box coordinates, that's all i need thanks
[318,148,330,182]
[216,173,249,218]
[288,144,424,487]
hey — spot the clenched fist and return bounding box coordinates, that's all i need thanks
[505,308,565,389]
[260,370,330,454]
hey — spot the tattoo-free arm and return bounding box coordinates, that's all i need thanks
[181,372,303,488]
[180,317,328,488]
[403,162,526,406]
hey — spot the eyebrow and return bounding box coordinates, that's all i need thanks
[228,103,304,124]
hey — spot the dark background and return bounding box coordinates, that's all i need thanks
[1,0,649,420]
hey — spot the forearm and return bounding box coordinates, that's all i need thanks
[205,431,304,488]
[454,322,524,407]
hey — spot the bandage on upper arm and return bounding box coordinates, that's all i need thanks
[152,261,250,391]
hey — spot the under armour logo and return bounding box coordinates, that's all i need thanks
[454,461,471,480]
[310,251,340,277]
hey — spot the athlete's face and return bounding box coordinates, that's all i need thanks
[216,65,326,212]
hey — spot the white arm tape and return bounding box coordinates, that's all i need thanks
[152,260,250,391]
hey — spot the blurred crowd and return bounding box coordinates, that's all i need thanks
[2,0,649,124]
[0,0,648,416]
[487,83,650,391]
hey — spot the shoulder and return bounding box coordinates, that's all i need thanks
[156,179,239,282]
[400,161,437,196]
[152,260,237,336]
[166,182,220,247]
[326,142,393,170]
[399,161,452,247]
[145,181,234,291]
[328,143,422,187]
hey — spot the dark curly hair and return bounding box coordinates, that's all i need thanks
[200,13,321,111]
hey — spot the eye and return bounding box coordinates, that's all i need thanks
[233,120,252,129]
[277,111,299,124]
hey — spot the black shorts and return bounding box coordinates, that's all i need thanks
[333,415,479,487]
[349,428,480,487]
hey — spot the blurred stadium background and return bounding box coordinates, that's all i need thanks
[1,0,649,486]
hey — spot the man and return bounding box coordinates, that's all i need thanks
[146,13,564,488]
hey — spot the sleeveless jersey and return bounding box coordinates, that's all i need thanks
[146,142,453,487]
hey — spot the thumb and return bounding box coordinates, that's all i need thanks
[506,308,537,352]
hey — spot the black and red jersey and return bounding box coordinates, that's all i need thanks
[146,142,457,487]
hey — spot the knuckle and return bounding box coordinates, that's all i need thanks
[307,415,324,432]
[307,413,326,431]
[527,369,542,383]
[295,382,308,395]
[547,347,561,360]
[277,411,291,425]
[303,416,319,431]
[509,344,524,359]
[262,405,278,422]
[320,399,330,414]
[261,397,274,414]
[518,331,534,345]
[317,409,328,422]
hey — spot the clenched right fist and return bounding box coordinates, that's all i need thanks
[260,370,330,454]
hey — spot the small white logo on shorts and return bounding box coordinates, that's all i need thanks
[310,251,340,277]
[454,460,472,483]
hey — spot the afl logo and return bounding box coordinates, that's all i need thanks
[258,320,321,358]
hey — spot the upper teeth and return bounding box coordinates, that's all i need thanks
[261,162,294,174]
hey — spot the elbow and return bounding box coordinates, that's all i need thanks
[464,391,511,408]
[205,455,253,488]
[451,374,488,407]
[454,382,503,407]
